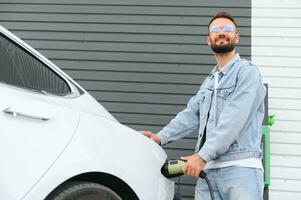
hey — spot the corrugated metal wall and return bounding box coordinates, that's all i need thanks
[252,0,301,199]
[0,0,251,199]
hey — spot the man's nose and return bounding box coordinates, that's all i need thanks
[217,32,226,38]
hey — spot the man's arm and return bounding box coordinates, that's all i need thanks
[156,87,204,145]
[142,84,206,145]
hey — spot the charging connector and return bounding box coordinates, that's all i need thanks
[161,159,215,200]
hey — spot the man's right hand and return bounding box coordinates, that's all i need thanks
[139,130,161,144]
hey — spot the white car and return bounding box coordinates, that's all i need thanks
[0,25,174,200]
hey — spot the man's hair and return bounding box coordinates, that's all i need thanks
[208,11,237,27]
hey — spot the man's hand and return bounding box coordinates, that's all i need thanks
[181,154,207,178]
[139,130,161,144]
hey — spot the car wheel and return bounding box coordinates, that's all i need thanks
[46,182,123,200]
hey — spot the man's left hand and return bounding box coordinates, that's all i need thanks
[181,154,207,178]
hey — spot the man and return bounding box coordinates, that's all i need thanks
[141,11,265,200]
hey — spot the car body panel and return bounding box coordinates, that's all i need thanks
[0,83,80,200]
[24,112,174,200]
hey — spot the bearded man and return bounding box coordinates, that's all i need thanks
[141,11,266,200]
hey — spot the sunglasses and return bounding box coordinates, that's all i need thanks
[209,24,235,33]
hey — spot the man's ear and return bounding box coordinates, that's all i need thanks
[235,33,240,44]
[207,36,211,45]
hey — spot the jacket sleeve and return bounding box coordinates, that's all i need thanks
[157,85,205,145]
[198,65,266,162]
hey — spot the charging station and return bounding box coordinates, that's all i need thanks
[262,84,273,200]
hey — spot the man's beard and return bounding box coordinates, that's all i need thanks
[210,36,236,53]
[210,42,235,53]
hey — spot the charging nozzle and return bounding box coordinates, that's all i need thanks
[161,159,186,178]
[161,159,215,200]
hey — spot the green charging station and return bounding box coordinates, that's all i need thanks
[262,124,270,200]
[262,84,274,200]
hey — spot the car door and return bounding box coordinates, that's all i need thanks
[0,31,80,200]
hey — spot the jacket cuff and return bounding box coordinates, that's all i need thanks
[197,148,215,162]
[157,133,168,145]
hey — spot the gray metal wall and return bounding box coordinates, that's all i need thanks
[0,0,251,199]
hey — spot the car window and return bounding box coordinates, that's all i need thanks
[0,34,71,96]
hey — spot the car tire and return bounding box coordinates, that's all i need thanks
[46,181,123,200]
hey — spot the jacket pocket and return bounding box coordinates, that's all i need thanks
[217,85,235,111]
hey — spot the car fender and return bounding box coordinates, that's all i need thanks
[24,113,174,200]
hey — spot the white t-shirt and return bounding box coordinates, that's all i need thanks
[204,158,263,170]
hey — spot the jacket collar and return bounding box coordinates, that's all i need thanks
[209,53,240,78]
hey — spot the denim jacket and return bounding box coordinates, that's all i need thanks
[157,54,266,162]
